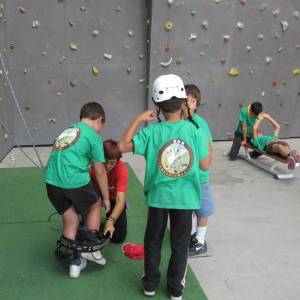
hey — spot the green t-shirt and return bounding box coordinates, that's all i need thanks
[237,106,258,137]
[251,135,278,152]
[44,121,105,188]
[192,114,213,184]
[133,120,209,209]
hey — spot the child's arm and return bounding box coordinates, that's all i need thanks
[93,163,110,212]
[264,114,281,137]
[241,121,247,145]
[118,110,157,153]
[252,112,265,139]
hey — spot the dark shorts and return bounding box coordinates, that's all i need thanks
[46,182,98,215]
[265,141,288,155]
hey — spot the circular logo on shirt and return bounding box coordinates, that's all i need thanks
[53,127,80,151]
[158,139,193,178]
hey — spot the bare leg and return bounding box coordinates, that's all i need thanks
[270,143,291,158]
[84,199,101,231]
[197,217,208,227]
[63,207,79,240]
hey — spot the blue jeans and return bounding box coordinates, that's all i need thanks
[195,184,215,218]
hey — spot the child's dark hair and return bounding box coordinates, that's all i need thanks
[154,98,184,122]
[80,102,106,122]
[250,102,263,116]
[104,139,122,160]
[184,84,201,129]
[184,84,201,108]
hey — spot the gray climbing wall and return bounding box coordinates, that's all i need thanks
[149,0,300,140]
[0,0,300,162]
[0,0,148,152]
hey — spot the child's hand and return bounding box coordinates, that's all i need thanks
[138,110,157,122]
[104,220,115,238]
[103,199,111,213]
[258,112,265,120]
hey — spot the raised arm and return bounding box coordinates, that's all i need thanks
[118,110,157,153]
[264,114,281,137]
[241,121,247,146]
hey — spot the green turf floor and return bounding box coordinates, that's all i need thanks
[0,167,207,300]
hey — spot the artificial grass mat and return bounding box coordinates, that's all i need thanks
[0,167,207,300]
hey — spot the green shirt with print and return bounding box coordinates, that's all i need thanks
[251,135,278,152]
[192,114,213,184]
[133,120,209,209]
[237,106,258,137]
[44,121,105,189]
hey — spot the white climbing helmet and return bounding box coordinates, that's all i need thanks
[152,74,187,103]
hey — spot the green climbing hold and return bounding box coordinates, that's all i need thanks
[80,5,86,12]
[201,20,208,29]
[92,30,100,37]
[191,10,197,16]
[176,57,183,65]
[69,43,78,51]
[68,20,75,27]
[9,42,15,49]
[69,80,77,87]
[139,54,144,60]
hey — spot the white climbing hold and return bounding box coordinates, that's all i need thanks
[139,78,145,83]
[189,33,198,41]
[32,20,39,28]
[57,92,62,96]
[261,91,266,97]
[246,46,251,52]
[273,32,280,39]
[293,11,300,19]
[236,22,244,30]
[4,133,8,140]
[265,56,273,64]
[277,47,283,53]
[167,0,174,5]
[103,53,112,60]
[257,33,264,40]
[280,21,288,32]
[160,57,173,67]
[272,9,279,17]
[128,30,133,37]
[223,35,230,42]
[58,56,66,64]
[48,117,57,124]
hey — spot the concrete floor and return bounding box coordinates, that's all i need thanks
[1,140,300,300]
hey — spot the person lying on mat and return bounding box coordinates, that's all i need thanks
[90,139,128,243]
[251,112,300,170]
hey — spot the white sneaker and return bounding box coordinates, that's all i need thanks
[81,250,106,266]
[170,295,182,300]
[144,290,155,296]
[69,258,87,278]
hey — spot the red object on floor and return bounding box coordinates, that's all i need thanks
[122,243,144,260]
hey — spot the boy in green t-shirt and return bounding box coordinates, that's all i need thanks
[118,74,211,300]
[228,102,263,160]
[44,102,110,278]
[251,112,300,170]
[183,84,214,257]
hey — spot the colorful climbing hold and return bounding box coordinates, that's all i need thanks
[272,9,279,17]
[220,57,227,65]
[9,42,15,49]
[103,53,112,60]
[32,20,39,28]
[80,5,86,12]
[272,80,278,87]
[18,6,26,14]
[69,43,77,51]
[69,80,77,87]
[92,66,99,76]
[186,70,192,75]
[48,79,54,85]
[223,35,230,42]
[237,22,244,30]
[25,105,31,111]
[164,21,173,31]
[240,0,247,5]
[191,10,197,17]
[68,20,75,27]
[280,21,288,32]
[199,51,206,57]
[293,11,300,19]
[92,30,99,37]
[160,57,173,67]
[201,20,208,29]
[228,68,239,76]
[164,42,171,52]
[139,54,144,60]
[292,68,300,76]
[265,56,273,65]
[176,57,183,65]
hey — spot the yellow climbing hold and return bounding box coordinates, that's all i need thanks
[92,66,99,76]
[164,21,173,31]
[92,30,100,37]
[69,43,78,51]
[292,68,300,76]
[228,68,239,76]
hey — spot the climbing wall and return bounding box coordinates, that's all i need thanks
[0,0,148,150]
[0,3,14,160]
[149,0,300,139]
[0,0,300,162]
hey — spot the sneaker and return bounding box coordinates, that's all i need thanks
[287,156,296,170]
[144,290,156,297]
[188,240,207,257]
[81,250,106,266]
[290,150,300,163]
[189,236,198,248]
[69,257,87,278]
[170,295,182,300]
